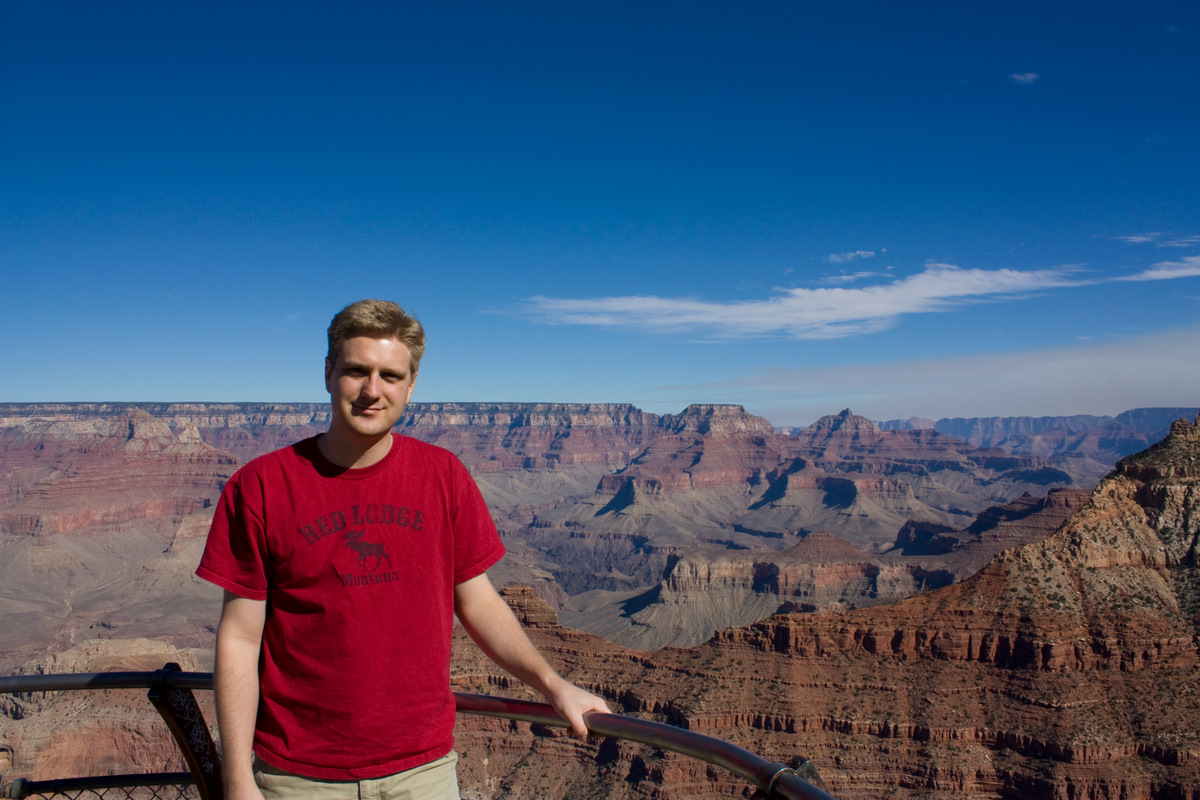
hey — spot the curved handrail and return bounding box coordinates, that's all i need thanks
[455,692,834,800]
[0,671,835,800]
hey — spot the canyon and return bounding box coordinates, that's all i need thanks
[1,402,1198,798]
[453,415,1200,798]
[0,400,1157,658]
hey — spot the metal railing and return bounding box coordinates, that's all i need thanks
[0,667,834,800]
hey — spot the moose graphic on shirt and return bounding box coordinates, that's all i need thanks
[343,529,392,571]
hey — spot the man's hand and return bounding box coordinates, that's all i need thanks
[542,675,612,739]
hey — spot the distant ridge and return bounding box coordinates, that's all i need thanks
[877,406,1198,461]
[5,402,1192,452]
[878,407,1196,441]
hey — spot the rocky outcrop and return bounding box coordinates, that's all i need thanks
[401,402,661,472]
[1113,414,1200,633]
[891,488,1092,578]
[498,584,559,627]
[596,404,783,495]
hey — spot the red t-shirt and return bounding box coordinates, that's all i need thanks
[196,434,505,779]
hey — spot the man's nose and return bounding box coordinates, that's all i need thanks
[362,373,382,397]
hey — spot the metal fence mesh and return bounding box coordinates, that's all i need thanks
[10,785,197,800]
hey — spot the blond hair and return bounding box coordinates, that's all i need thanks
[327,299,425,374]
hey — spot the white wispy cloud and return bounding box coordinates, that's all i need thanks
[1009,72,1040,84]
[522,263,1083,339]
[1113,232,1164,244]
[828,250,876,264]
[819,271,886,285]
[1113,232,1199,247]
[1119,255,1200,282]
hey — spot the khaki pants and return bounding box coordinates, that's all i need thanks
[254,752,459,800]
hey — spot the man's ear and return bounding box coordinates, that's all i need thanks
[324,356,334,393]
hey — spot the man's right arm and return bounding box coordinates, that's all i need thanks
[214,590,267,800]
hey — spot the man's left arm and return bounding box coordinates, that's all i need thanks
[454,573,611,738]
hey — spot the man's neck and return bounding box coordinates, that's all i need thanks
[317,429,393,469]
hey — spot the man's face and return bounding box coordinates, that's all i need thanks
[325,336,416,444]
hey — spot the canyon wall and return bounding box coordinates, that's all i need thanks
[1,401,1110,653]
[3,404,1198,798]
[451,415,1200,799]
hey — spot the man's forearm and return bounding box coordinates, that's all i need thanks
[454,577,558,688]
[214,592,267,797]
[463,608,563,696]
[215,634,262,790]
[454,574,610,736]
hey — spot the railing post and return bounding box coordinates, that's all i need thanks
[4,778,30,799]
[147,663,224,800]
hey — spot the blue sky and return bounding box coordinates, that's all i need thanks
[3,1,1198,426]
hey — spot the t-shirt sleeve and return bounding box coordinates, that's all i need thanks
[449,458,506,585]
[196,471,271,600]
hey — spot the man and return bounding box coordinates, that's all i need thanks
[197,299,610,800]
